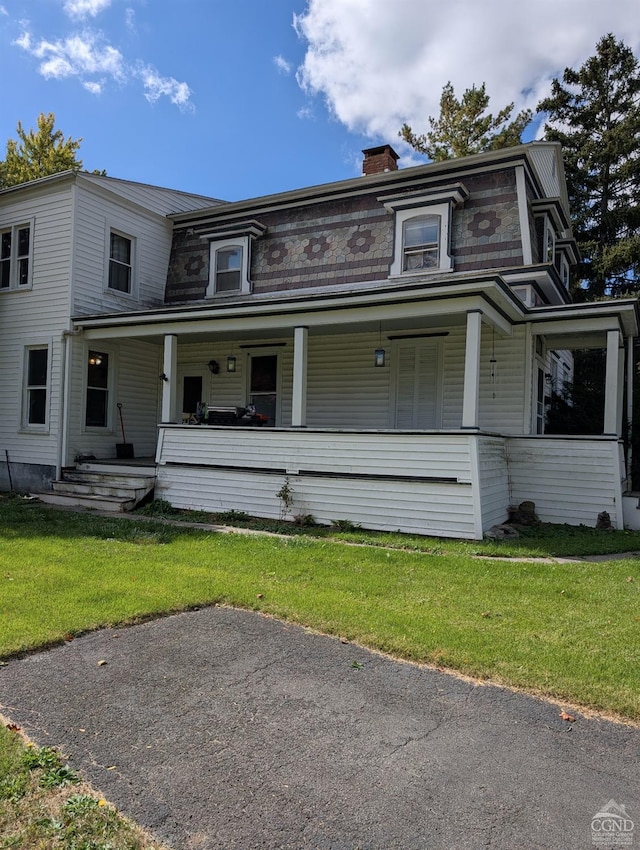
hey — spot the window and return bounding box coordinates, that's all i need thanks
[383,184,468,278]
[1,223,32,290]
[24,347,49,427]
[215,246,243,293]
[544,218,555,264]
[403,216,440,271]
[85,350,110,427]
[201,220,266,298]
[560,254,570,290]
[108,231,133,293]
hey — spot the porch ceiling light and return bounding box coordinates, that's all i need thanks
[226,354,237,373]
[208,359,220,375]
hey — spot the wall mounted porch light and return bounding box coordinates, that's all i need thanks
[226,353,237,372]
[208,359,220,374]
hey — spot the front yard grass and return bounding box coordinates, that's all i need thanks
[0,723,165,849]
[0,495,638,722]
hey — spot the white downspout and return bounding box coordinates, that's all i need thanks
[56,328,81,479]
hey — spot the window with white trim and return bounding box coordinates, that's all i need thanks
[403,215,440,271]
[383,184,468,278]
[214,244,244,293]
[1,223,32,290]
[24,346,49,428]
[108,231,134,293]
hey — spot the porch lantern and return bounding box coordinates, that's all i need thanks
[207,359,220,374]
[226,354,237,373]
[374,323,386,367]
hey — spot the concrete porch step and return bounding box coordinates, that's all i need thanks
[62,471,156,489]
[53,480,152,500]
[36,491,137,512]
[32,462,157,513]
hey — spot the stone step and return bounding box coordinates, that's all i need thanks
[36,492,137,512]
[53,480,151,500]
[62,471,155,489]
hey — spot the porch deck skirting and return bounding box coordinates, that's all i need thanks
[155,427,624,539]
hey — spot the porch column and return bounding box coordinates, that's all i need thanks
[291,326,308,427]
[604,329,622,436]
[462,311,482,429]
[161,334,178,423]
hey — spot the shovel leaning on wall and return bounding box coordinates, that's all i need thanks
[116,402,134,459]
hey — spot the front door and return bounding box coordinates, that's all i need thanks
[182,375,203,417]
[394,340,442,429]
[248,354,278,425]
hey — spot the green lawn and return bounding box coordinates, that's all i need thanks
[1,495,639,720]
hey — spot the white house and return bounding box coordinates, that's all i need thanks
[1,143,637,538]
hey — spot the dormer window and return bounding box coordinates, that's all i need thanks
[215,245,243,293]
[200,220,266,298]
[403,215,440,271]
[382,183,468,278]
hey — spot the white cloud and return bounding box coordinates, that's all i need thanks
[15,29,126,81]
[14,23,194,111]
[295,0,640,150]
[124,7,136,32]
[0,6,8,16]
[64,0,111,19]
[137,64,194,111]
[273,54,292,74]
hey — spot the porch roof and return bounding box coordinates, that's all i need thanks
[75,274,638,348]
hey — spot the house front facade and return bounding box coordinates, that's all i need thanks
[1,144,637,538]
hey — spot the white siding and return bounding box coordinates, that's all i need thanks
[71,185,173,315]
[164,326,530,434]
[156,427,479,538]
[477,436,509,529]
[506,437,623,528]
[65,337,161,462]
[527,145,561,199]
[0,182,74,470]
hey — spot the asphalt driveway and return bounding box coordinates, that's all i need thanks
[0,605,637,850]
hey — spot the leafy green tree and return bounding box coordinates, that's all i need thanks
[400,81,532,162]
[537,34,640,299]
[0,113,84,188]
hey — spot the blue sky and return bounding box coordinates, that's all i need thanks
[1,0,639,203]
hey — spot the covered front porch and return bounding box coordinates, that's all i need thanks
[72,279,638,538]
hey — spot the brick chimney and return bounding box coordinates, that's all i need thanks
[362,144,399,176]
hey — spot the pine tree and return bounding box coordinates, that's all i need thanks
[537,34,640,299]
[399,81,531,162]
[0,113,84,188]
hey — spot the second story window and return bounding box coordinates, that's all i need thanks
[202,221,266,299]
[383,183,468,279]
[215,246,243,293]
[1,223,32,290]
[108,231,133,293]
[403,215,440,271]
